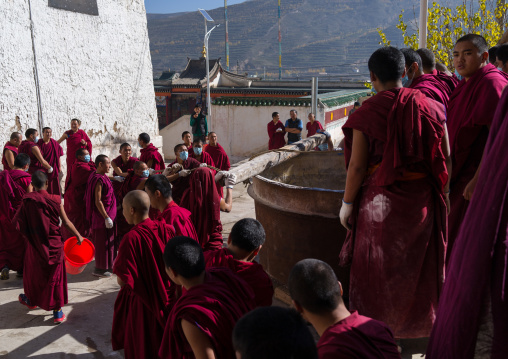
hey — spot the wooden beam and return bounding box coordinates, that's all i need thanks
[229,134,328,183]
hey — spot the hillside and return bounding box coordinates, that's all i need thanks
[146,0,432,78]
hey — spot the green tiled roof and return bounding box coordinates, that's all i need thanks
[319,90,370,108]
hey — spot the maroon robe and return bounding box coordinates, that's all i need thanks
[63,161,96,239]
[306,120,324,137]
[114,171,145,241]
[158,201,199,241]
[204,248,274,307]
[18,140,42,174]
[0,170,31,271]
[341,88,448,338]
[112,218,176,359]
[85,173,117,270]
[446,63,508,261]
[16,191,67,311]
[167,158,201,204]
[111,155,138,194]
[2,142,18,171]
[317,311,401,359]
[64,129,92,177]
[267,120,286,150]
[180,168,224,251]
[410,70,459,107]
[189,150,215,168]
[37,138,64,195]
[204,143,230,198]
[158,268,256,359]
[139,143,165,170]
[427,88,508,359]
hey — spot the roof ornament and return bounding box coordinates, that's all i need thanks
[201,45,207,59]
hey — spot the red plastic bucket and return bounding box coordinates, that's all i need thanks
[64,237,95,275]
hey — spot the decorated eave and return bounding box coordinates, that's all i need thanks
[213,97,312,107]
[214,89,370,107]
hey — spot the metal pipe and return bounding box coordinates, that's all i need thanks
[419,0,428,49]
[311,77,318,116]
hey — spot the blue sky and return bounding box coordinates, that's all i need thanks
[144,0,247,14]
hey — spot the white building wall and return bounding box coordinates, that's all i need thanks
[0,0,159,173]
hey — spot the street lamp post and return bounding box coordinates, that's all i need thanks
[204,24,220,129]
[198,9,217,129]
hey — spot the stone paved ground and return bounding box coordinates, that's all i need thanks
[0,181,427,358]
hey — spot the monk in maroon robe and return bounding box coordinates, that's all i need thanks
[159,237,256,359]
[85,155,117,277]
[16,170,83,323]
[401,48,458,107]
[289,259,400,359]
[340,47,449,339]
[18,128,52,175]
[62,148,96,240]
[145,174,199,242]
[37,127,64,195]
[180,168,224,251]
[2,132,22,171]
[267,112,286,150]
[0,154,33,279]
[445,35,508,261]
[57,119,92,178]
[138,132,165,170]
[112,190,176,359]
[426,88,508,359]
[204,132,230,198]
[165,144,201,204]
[113,161,149,243]
[204,218,273,307]
[189,138,215,167]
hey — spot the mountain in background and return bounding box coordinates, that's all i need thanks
[146,0,458,78]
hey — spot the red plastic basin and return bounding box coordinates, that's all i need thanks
[64,237,95,275]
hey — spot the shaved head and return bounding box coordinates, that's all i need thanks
[10,132,21,140]
[123,190,150,216]
[133,161,147,171]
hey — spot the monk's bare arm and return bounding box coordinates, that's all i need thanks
[31,146,51,170]
[94,182,109,220]
[56,133,67,144]
[181,319,216,359]
[166,173,180,182]
[220,188,233,212]
[146,159,154,169]
[111,162,124,176]
[26,184,34,193]
[343,129,369,203]
[4,150,15,169]
[441,124,452,214]
[117,276,125,287]
[59,205,84,243]
[136,179,147,191]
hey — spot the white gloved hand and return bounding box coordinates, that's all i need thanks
[162,167,172,176]
[47,167,53,174]
[171,163,182,171]
[199,163,208,168]
[113,176,125,182]
[225,173,237,188]
[178,169,191,177]
[339,199,354,230]
[215,171,226,183]
[105,217,114,229]
[148,168,156,175]
[276,128,283,132]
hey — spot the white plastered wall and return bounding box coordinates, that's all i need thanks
[0,0,160,174]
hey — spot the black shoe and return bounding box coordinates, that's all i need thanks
[1,267,9,280]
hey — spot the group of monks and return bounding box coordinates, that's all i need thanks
[1,32,508,359]
[339,34,508,358]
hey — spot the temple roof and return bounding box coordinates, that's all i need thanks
[171,57,221,87]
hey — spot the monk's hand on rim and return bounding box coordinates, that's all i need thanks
[339,199,353,231]
[77,235,84,245]
[463,177,478,201]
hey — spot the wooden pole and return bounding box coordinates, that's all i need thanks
[229,134,328,183]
